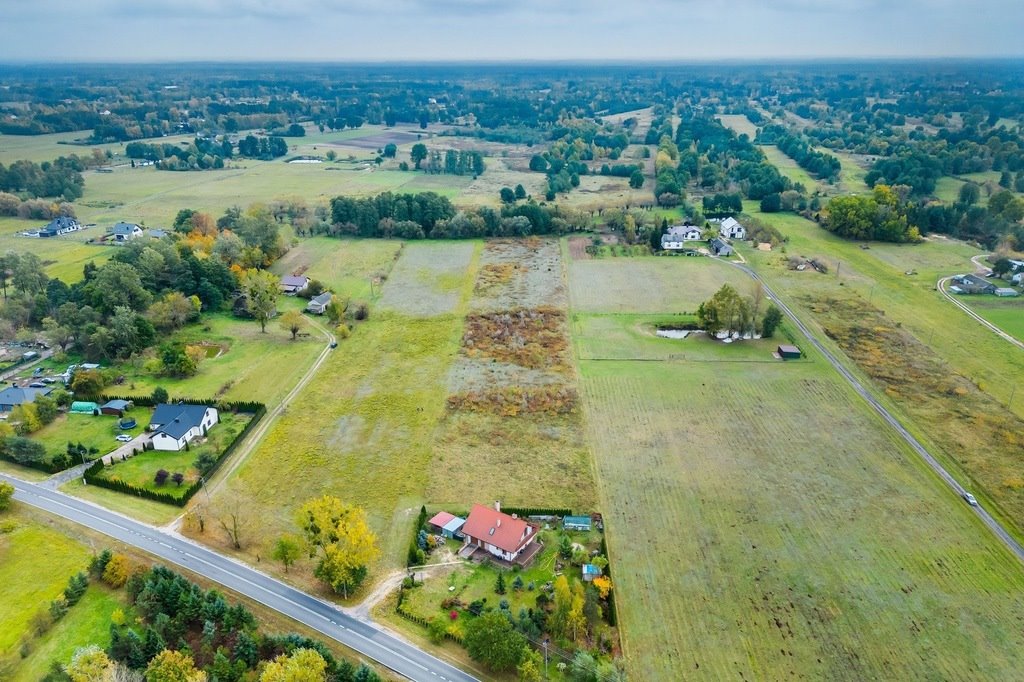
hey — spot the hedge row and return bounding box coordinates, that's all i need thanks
[0,452,64,474]
[99,394,265,414]
[503,507,573,518]
[600,535,617,627]
[83,400,266,507]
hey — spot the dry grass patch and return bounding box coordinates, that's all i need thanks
[808,295,1024,524]
[461,307,569,371]
[446,385,578,417]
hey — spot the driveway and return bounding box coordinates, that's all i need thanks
[101,432,152,465]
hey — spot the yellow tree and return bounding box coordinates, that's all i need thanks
[145,650,206,682]
[65,645,112,682]
[297,496,380,598]
[566,581,587,643]
[259,648,327,682]
[239,268,280,333]
[278,309,306,340]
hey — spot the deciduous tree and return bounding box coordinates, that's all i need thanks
[239,268,280,333]
[144,649,206,682]
[296,496,379,598]
[279,309,306,340]
[464,610,526,672]
[0,481,14,511]
[259,647,327,682]
[271,534,302,573]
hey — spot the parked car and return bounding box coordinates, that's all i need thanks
[28,381,46,388]
[115,434,133,443]
[963,492,979,507]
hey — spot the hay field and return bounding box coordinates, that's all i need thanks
[580,358,1024,680]
[271,237,403,300]
[377,241,479,316]
[716,114,759,139]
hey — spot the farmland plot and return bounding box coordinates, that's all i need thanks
[377,241,479,316]
[569,256,751,313]
[580,359,1024,680]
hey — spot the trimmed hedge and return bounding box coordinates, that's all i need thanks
[503,507,573,518]
[84,399,266,507]
[0,451,65,474]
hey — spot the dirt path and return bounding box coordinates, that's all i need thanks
[350,553,463,621]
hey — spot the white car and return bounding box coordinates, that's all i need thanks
[115,434,133,443]
[963,492,979,507]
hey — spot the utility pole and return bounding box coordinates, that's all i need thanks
[543,638,549,679]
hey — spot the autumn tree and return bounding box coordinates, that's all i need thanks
[697,283,754,337]
[65,645,113,682]
[0,481,14,512]
[210,490,254,550]
[239,268,280,332]
[271,534,302,573]
[145,649,207,682]
[279,309,306,340]
[296,496,380,598]
[259,647,327,682]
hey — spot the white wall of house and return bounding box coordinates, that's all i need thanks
[152,431,189,451]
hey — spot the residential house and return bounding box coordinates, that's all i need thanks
[0,385,54,412]
[428,511,467,539]
[149,403,219,451]
[110,222,144,242]
[38,216,81,238]
[661,224,703,250]
[709,238,734,257]
[719,217,746,240]
[461,503,540,564]
[951,274,996,295]
[147,229,170,239]
[1008,259,1024,273]
[280,275,311,296]
[306,292,332,315]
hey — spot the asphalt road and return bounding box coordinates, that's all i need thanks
[727,261,1024,564]
[2,475,478,682]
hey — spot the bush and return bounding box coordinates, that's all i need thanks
[154,469,169,486]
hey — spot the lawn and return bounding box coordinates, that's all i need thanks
[825,149,872,194]
[110,313,322,408]
[934,176,966,203]
[94,412,252,499]
[578,356,1024,680]
[716,114,758,139]
[568,256,752,313]
[377,241,479,316]
[964,296,1024,341]
[31,409,147,464]
[271,237,403,300]
[0,216,114,283]
[0,516,92,658]
[12,587,129,682]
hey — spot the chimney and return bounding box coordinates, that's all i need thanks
[494,501,500,513]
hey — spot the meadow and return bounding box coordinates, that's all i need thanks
[965,296,1024,341]
[758,144,822,191]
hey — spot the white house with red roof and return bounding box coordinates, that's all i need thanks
[461,502,539,564]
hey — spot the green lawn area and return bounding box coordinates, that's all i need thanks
[12,587,129,682]
[0,130,91,164]
[964,296,1024,341]
[95,412,252,499]
[0,516,91,658]
[271,237,402,300]
[0,216,114,283]
[758,144,821,191]
[825,149,872,194]
[110,313,322,408]
[61,478,182,526]
[716,114,758,139]
[31,409,147,463]
[934,175,966,203]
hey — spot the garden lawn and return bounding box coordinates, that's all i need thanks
[0,517,91,657]
[12,587,129,682]
[94,412,252,498]
[30,409,147,464]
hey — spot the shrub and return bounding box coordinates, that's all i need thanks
[102,553,134,588]
[154,469,169,486]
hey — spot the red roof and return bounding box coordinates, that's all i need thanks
[428,511,456,528]
[461,504,534,554]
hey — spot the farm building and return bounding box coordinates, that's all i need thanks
[777,344,802,360]
[719,217,746,240]
[279,275,310,295]
[306,292,332,315]
[563,515,592,532]
[951,274,996,295]
[428,511,467,539]
[461,503,540,566]
[582,564,603,582]
[709,238,733,257]
[149,403,219,451]
[0,385,55,412]
[661,224,703,250]
[100,399,133,416]
[995,287,1019,297]
[70,401,99,414]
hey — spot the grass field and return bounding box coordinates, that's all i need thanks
[759,145,822,191]
[377,241,478,316]
[568,256,752,313]
[12,587,128,682]
[580,356,1024,679]
[271,237,402,300]
[0,516,92,657]
[716,114,759,139]
[825,149,872,195]
[0,217,113,282]
[965,297,1024,340]
[934,176,966,203]
[110,313,322,407]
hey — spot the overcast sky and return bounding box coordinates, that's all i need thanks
[2,0,1022,62]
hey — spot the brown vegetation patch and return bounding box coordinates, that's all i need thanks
[446,386,578,416]
[474,262,526,294]
[806,295,1024,521]
[461,307,569,370]
[568,236,592,261]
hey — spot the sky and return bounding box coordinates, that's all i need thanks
[2,0,1023,62]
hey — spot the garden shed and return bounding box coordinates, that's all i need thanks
[563,515,593,532]
[777,345,802,360]
[100,399,133,416]
[70,401,100,414]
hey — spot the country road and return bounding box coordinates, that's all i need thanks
[1,475,478,682]
[727,261,1024,564]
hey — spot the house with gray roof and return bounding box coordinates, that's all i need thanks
[111,222,144,242]
[149,402,219,451]
[38,216,82,238]
[280,275,311,295]
[709,237,734,257]
[306,292,332,315]
[0,385,54,412]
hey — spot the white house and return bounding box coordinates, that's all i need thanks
[306,292,332,315]
[719,217,746,240]
[149,403,219,451]
[111,222,144,242]
[661,224,703,250]
[279,275,310,295]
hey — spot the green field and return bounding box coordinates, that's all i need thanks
[964,296,1024,341]
[0,517,92,658]
[934,176,966,203]
[824,149,871,194]
[759,145,821,191]
[716,114,759,139]
[12,587,128,682]
[271,237,402,300]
